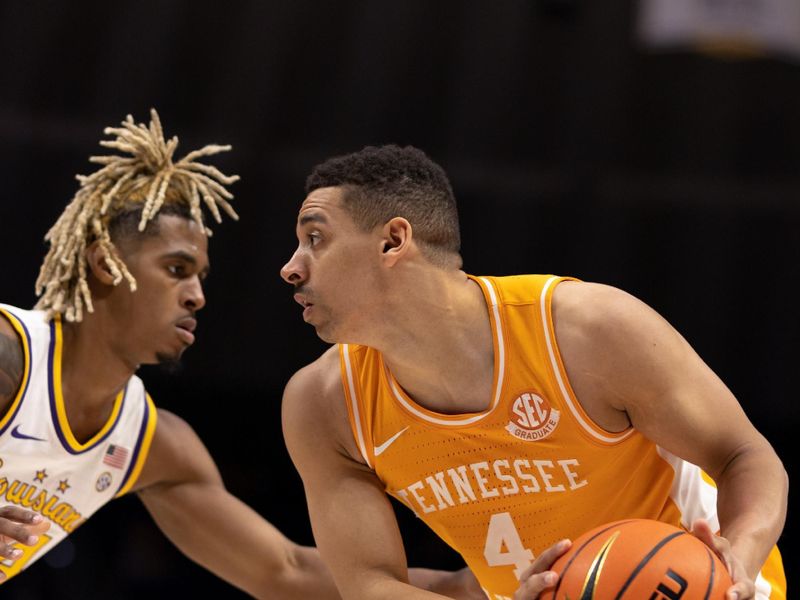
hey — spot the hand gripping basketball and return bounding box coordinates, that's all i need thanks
[691,518,755,600]
[537,519,733,600]
[513,538,572,600]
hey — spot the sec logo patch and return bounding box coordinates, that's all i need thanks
[506,391,560,441]
[96,472,113,492]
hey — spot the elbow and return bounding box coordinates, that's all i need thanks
[781,462,789,508]
[770,446,789,507]
[251,543,332,600]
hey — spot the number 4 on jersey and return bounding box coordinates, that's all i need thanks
[483,512,534,579]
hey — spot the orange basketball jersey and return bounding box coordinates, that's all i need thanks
[339,274,785,600]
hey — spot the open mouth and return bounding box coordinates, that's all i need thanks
[294,294,313,309]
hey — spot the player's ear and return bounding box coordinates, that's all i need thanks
[85,240,119,286]
[380,217,413,267]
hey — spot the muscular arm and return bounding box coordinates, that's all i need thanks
[0,313,53,578]
[131,405,477,599]
[133,409,341,599]
[282,349,452,600]
[0,314,23,414]
[553,282,787,583]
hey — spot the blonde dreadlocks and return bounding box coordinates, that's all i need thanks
[34,109,240,323]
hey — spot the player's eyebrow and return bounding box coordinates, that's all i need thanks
[299,212,328,227]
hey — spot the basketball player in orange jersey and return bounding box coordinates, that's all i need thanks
[0,114,481,599]
[280,145,788,600]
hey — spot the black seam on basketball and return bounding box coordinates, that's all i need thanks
[613,531,685,599]
[703,546,715,600]
[550,520,637,598]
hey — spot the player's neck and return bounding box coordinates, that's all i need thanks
[59,316,136,427]
[377,270,495,414]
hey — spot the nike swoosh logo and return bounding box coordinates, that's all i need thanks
[11,425,46,442]
[580,531,620,599]
[374,426,410,457]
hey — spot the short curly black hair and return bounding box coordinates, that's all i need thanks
[305,145,461,268]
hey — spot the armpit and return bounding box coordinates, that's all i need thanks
[0,331,23,399]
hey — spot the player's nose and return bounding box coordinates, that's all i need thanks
[182,275,206,311]
[280,250,307,286]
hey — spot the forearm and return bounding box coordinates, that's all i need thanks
[139,483,341,599]
[409,567,481,599]
[345,573,454,600]
[715,443,788,578]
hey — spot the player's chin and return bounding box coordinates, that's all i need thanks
[150,338,188,363]
[314,324,338,344]
[154,349,184,373]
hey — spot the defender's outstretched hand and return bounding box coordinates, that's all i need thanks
[0,506,51,581]
[513,539,572,600]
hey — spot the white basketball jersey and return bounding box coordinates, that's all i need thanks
[0,304,157,582]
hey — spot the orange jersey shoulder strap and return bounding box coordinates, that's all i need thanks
[339,343,376,468]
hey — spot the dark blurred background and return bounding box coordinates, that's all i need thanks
[1,1,797,597]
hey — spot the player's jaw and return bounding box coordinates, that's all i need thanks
[138,313,198,366]
[292,286,341,340]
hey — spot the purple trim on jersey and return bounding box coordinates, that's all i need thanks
[116,393,150,495]
[47,319,64,448]
[0,308,34,436]
[48,319,129,454]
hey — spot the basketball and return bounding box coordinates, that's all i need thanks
[541,519,733,599]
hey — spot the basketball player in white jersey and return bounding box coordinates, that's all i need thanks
[280,145,788,599]
[0,113,481,599]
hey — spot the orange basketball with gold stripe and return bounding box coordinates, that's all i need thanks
[541,519,733,600]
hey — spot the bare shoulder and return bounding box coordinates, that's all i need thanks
[0,311,24,411]
[551,281,686,429]
[283,346,344,420]
[0,312,17,337]
[283,346,344,408]
[282,346,361,464]
[134,408,221,492]
[151,408,200,449]
[551,280,681,361]
[552,280,662,334]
